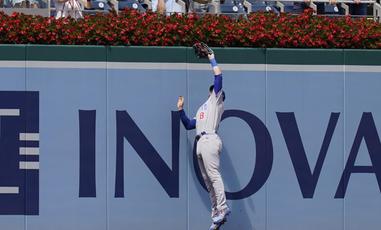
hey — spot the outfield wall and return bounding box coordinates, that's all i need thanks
[0,45,381,230]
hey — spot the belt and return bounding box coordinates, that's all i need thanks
[195,131,212,141]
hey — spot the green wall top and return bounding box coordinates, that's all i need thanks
[0,45,380,65]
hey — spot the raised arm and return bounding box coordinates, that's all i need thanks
[208,53,222,94]
[177,96,196,130]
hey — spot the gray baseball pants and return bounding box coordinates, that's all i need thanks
[196,133,227,216]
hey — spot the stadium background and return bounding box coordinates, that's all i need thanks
[0,45,380,230]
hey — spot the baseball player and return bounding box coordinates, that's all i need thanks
[177,43,230,230]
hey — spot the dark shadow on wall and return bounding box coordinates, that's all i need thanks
[187,138,257,230]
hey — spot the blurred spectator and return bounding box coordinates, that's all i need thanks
[55,0,84,19]
[12,0,39,8]
[311,2,331,14]
[0,0,3,7]
[157,0,165,13]
[189,0,219,13]
[315,1,326,14]
[152,0,185,14]
[190,0,207,12]
[294,1,310,13]
[349,0,367,15]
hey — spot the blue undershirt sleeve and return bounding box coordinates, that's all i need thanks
[214,74,222,94]
[179,110,196,130]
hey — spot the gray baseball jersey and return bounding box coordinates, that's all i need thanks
[195,90,224,135]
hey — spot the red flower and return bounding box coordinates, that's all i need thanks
[0,9,380,48]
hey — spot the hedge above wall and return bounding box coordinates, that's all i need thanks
[0,9,380,49]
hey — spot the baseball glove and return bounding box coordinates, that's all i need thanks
[193,42,213,59]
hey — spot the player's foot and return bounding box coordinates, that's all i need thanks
[212,207,231,224]
[209,219,226,230]
[209,222,220,230]
[209,218,227,230]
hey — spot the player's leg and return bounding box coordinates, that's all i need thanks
[197,154,218,217]
[203,155,226,212]
[197,139,218,217]
[200,136,229,223]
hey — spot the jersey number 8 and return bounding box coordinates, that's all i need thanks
[199,112,205,120]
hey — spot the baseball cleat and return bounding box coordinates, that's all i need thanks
[209,222,220,230]
[212,207,231,224]
[209,218,227,230]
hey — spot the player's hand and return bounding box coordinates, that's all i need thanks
[177,96,184,110]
